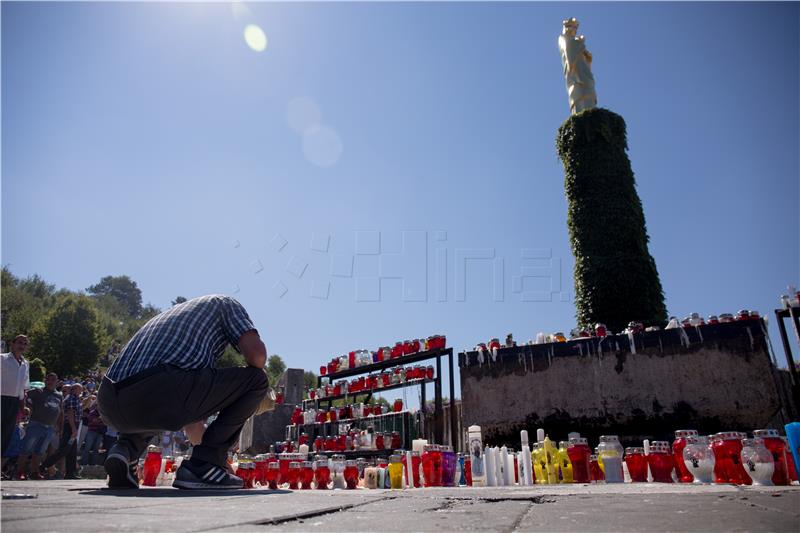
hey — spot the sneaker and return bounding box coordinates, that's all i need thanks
[28,472,44,480]
[105,447,139,489]
[173,461,243,490]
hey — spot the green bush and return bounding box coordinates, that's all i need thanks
[557,108,667,332]
[28,357,46,382]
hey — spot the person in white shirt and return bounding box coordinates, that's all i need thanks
[1,335,30,470]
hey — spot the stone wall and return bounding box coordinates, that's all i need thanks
[239,368,305,454]
[459,321,793,448]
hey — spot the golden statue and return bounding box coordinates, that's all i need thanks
[558,18,597,115]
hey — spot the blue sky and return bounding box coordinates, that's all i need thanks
[3,2,798,403]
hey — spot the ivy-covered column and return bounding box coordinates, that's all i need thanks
[557,108,667,332]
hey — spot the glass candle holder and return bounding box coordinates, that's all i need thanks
[142,445,162,487]
[344,460,359,489]
[567,438,591,483]
[589,454,604,482]
[441,445,457,487]
[648,441,674,483]
[287,461,301,490]
[362,466,377,489]
[673,430,698,483]
[254,454,268,486]
[741,438,774,486]
[301,461,314,489]
[753,429,790,486]
[314,458,331,489]
[266,462,280,490]
[625,447,648,482]
[558,441,573,483]
[388,455,404,489]
[721,432,751,485]
[597,436,624,483]
[683,436,714,484]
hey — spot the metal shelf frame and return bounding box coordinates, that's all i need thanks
[311,347,457,446]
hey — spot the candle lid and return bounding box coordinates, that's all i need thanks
[753,429,780,438]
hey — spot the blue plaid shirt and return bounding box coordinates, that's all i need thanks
[63,393,82,426]
[105,295,256,381]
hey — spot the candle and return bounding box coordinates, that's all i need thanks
[485,446,496,487]
[520,431,533,486]
[413,439,428,455]
[494,447,504,486]
[468,425,486,487]
[406,451,415,488]
[500,446,510,486]
[506,451,516,486]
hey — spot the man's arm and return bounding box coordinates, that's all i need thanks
[238,330,267,369]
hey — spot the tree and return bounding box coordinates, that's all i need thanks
[266,354,286,386]
[557,108,667,331]
[30,294,104,376]
[171,296,188,306]
[86,275,143,319]
[1,268,56,343]
[217,346,245,368]
[28,358,47,382]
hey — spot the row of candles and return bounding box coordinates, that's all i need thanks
[134,425,799,489]
[319,335,447,377]
[292,403,406,426]
[309,365,435,401]
[466,426,800,487]
[232,445,460,490]
[477,309,765,352]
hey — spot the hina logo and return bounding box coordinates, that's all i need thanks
[232,230,569,303]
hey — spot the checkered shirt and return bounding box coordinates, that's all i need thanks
[105,295,256,381]
[63,393,82,425]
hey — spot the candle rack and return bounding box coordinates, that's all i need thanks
[311,347,456,446]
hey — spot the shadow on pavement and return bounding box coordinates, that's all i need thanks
[76,488,292,497]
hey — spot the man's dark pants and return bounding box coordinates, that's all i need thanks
[41,424,78,477]
[97,364,268,468]
[1,395,20,456]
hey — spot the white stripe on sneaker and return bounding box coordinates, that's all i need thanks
[210,470,225,483]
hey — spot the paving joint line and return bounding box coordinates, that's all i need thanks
[196,495,398,530]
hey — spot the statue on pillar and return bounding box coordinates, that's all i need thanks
[558,18,597,115]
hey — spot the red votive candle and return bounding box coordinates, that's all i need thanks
[673,430,698,483]
[567,438,592,483]
[314,458,331,489]
[266,462,279,490]
[344,460,359,489]
[301,461,314,489]
[648,441,674,483]
[624,447,648,482]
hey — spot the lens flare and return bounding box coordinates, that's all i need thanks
[243,24,267,52]
[303,125,343,167]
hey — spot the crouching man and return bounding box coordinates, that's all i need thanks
[98,295,268,490]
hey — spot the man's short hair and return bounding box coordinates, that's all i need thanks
[12,335,29,343]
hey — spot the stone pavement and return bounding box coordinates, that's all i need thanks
[1,480,799,532]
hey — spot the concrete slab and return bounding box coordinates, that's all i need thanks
[2,481,798,532]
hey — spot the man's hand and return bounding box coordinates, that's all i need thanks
[238,330,267,369]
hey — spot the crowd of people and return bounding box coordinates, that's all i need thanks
[1,334,189,480]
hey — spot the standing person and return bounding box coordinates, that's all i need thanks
[41,383,83,479]
[1,335,30,474]
[98,295,268,490]
[80,395,106,465]
[16,373,63,479]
